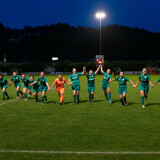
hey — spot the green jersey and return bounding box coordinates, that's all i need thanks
[139,74,150,87]
[31,80,40,90]
[18,76,31,86]
[102,72,112,85]
[37,76,48,87]
[69,73,82,86]
[11,76,21,84]
[87,73,96,87]
[115,77,130,88]
[0,78,8,87]
[157,78,160,82]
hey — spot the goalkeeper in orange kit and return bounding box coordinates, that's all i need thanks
[49,74,72,105]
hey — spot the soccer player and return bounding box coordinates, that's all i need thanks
[31,72,49,105]
[9,72,23,99]
[49,74,72,105]
[18,74,31,101]
[112,71,135,106]
[30,76,40,102]
[84,66,100,102]
[135,68,153,108]
[100,65,112,103]
[68,67,84,103]
[0,74,9,100]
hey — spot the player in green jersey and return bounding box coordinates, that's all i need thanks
[18,74,31,101]
[100,65,112,103]
[9,72,23,99]
[0,74,10,100]
[135,68,153,108]
[68,67,84,103]
[84,66,100,102]
[30,76,40,102]
[31,72,49,105]
[112,71,135,106]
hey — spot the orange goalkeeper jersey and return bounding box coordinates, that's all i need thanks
[53,78,67,90]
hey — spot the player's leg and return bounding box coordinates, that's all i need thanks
[144,87,149,101]
[27,86,32,96]
[91,87,95,100]
[103,85,108,100]
[87,86,92,102]
[72,89,76,103]
[76,91,80,103]
[140,90,145,108]
[123,92,128,105]
[107,85,111,103]
[16,86,20,99]
[23,87,28,101]
[60,88,65,105]
[2,87,9,100]
[119,88,124,105]
[41,91,46,105]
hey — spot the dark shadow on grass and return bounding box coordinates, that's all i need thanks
[93,99,104,102]
[63,101,73,105]
[128,102,140,106]
[111,100,120,104]
[146,103,160,107]
[46,101,56,104]
[79,100,88,103]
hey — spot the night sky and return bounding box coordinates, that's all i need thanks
[0,0,160,32]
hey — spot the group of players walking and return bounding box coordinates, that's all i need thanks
[0,65,159,108]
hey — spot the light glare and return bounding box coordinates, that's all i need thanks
[95,12,106,19]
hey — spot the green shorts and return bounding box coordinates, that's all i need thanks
[23,85,31,90]
[40,86,48,93]
[118,87,127,95]
[1,85,7,90]
[102,83,110,90]
[87,86,95,93]
[72,85,80,91]
[33,87,40,93]
[140,85,149,93]
[14,82,21,88]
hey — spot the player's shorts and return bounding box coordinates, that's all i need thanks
[1,85,7,90]
[102,83,110,90]
[56,88,65,95]
[23,85,31,90]
[87,86,95,93]
[32,87,40,93]
[14,82,21,88]
[72,85,80,91]
[118,87,127,95]
[40,86,48,93]
[140,85,149,93]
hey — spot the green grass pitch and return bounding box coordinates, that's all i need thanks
[0,75,160,160]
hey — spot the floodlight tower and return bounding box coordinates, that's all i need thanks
[95,12,106,55]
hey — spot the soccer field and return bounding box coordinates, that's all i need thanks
[0,75,160,160]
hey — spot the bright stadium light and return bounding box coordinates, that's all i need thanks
[52,57,58,61]
[95,12,106,55]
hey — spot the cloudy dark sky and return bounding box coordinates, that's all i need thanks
[0,0,160,32]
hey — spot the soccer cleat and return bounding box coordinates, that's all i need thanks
[7,96,9,99]
[17,96,19,100]
[142,105,145,108]
[60,103,62,106]
[41,103,44,105]
[25,98,28,101]
[2,98,5,100]
[109,100,112,104]
[125,103,128,106]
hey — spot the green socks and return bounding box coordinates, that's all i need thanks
[108,92,111,101]
[120,98,124,105]
[2,92,5,99]
[17,91,19,97]
[24,94,27,98]
[105,93,108,100]
[89,95,91,102]
[41,96,44,103]
[73,95,76,103]
[141,97,144,105]
[77,95,79,103]
[123,96,126,103]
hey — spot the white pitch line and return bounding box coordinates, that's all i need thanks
[0,99,18,106]
[0,150,160,155]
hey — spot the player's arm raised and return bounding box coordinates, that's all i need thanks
[95,65,100,74]
[83,66,88,76]
[100,65,104,73]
